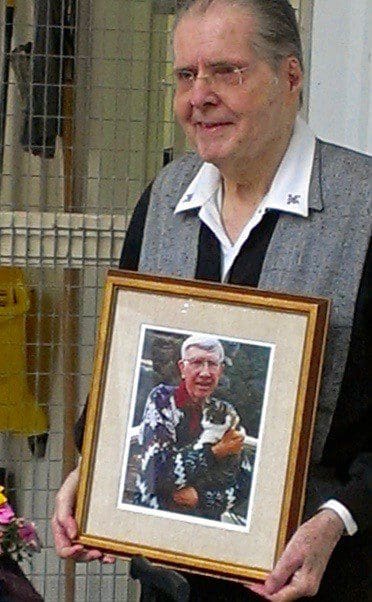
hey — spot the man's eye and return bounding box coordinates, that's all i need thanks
[212,65,246,86]
[176,70,195,82]
[213,65,236,75]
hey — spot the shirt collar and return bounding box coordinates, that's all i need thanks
[174,161,221,214]
[263,116,316,217]
[174,116,316,218]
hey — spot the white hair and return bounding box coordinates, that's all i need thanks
[181,335,225,363]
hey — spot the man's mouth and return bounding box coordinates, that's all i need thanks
[194,121,232,131]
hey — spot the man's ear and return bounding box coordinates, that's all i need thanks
[287,56,303,95]
[178,359,185,379]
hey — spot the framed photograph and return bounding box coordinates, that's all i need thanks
[75,270,329,583]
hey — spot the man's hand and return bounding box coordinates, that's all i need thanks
[173,486,199,508]
[51,464,115,564]
[248,510,344,600]
[212,428,244,459]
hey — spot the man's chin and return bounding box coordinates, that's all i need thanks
[195,386,213,397]
[189,135,228,165]
[195,145,224,165]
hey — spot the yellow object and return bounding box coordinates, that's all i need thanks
[0,267,48,434]
[0,486,7,505]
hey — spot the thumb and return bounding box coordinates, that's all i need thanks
[265,554,300,595]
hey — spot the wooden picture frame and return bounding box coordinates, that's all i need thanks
[75,270,329,583]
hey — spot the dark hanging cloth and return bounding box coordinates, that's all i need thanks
[0,555,43,601]
[20,0,75,158]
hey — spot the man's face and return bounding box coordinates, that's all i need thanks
[178,345,223,401]
[173,2,302,175]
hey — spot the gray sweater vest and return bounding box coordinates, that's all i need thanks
[139,140,371,512]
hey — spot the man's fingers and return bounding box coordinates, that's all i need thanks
[63,514,78,540]
[265,583,300,601]
[261,573,320,601]
[272,567,320,599]
[59,544,103,562]
[71,549,103,562]
[173,486,199,508]
[247,582,271,598]
[225,428,243,440]
[52,513,102,562]
[255,556,322,600]
[74,549,103,562]
[251,512,343,600]
[264,553,302,594]
[58,543,84,559]
[51,516,72,552]
[248,581,304,601]
[52,513,77,543]
[51,466,104,563]
[58,541,100,561]
[101,555,116,564]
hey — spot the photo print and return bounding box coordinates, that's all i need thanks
[119,325,273,530]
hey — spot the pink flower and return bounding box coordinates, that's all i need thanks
[0,496,42,560]
[19,522,42,553]
[0,503,15,525]
[18,521,36,542]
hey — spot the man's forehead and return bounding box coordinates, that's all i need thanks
[175,0,256,28]
[173,3,257,64]
[184,345,220,358]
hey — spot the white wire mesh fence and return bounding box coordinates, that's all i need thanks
[0,1,309,600]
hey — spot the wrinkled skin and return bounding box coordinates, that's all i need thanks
[248,510,344,600]
[51,464,114,564]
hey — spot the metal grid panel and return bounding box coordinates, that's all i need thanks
[0,1,311,600]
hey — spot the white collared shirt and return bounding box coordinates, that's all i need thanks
[173,115,358,536]
[175,116,315,281]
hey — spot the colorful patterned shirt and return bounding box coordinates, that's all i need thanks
[133,383,251,522]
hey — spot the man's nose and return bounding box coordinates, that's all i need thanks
[189,76,218,109]
[199,361,212,375]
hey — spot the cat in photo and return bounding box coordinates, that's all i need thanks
[193,398,247,450]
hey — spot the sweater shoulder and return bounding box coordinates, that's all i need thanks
[318,139,371,171]
[152,152,203,191]
[317,139,371,210]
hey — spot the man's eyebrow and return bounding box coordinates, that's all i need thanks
[173,65,197,73]
[172,68,195,79]
[209,61,243,68]
[174,61,247,71]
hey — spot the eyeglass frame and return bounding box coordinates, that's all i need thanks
[182,357,224,372]
[161,64,251,92]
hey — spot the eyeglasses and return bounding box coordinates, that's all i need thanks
[161,64,250,93]
[183,358,222,372]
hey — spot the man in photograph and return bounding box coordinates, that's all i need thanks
[53,1,371,599]
[133,334,251,522]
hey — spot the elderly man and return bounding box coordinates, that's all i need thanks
[133,335,249,520]
[53,1,371,600]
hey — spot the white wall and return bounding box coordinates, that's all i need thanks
[309,0,372,154]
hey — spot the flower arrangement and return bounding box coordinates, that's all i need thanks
[0,486,42,562]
